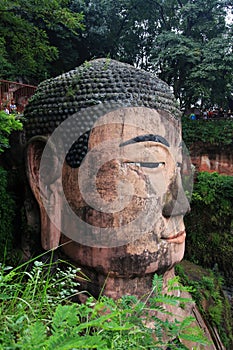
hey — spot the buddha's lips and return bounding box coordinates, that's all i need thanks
[162,231,186,244]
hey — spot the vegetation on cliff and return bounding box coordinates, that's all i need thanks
[176,260,233,349]
[0,111,23,153]
[0,111,23,261]
[182,117,233,147]
[182,171,233,346]
[184,171,233,283]
[0,166,16,260]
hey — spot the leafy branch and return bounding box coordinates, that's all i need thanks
[0,111,23,152]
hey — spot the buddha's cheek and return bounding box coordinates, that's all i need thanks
[62,160,156,228]
[62,161,160,258]
[96,160,154,224]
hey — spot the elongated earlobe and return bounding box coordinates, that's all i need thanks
[25,136,62,250]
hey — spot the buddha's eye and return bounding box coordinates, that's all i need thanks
[126,162,165,168]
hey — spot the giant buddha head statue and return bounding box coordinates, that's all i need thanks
[24,58,191,298]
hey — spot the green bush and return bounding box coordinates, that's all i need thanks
[0,255,209,349]
[182,172,233,347]
[0,166,16,261]
[184,172,233,279]
[0,110,23,153]
[0,110,23,262]
[176,262,233,348]
[182,117,233,147]
[181,172,233,348]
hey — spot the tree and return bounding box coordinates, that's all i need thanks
[1,0,232,108]
[69,0,161,69]
[189,35,233,109]
[0,0,84,83]
[151,32,201,108]
[150,0,233,109]
[69,0,232,109]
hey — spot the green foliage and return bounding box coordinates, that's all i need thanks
[184,171,233,283]
[182,172,233,348]
[176,264,222,321]
[71,0,232,109]
[0,258,209,349]
[0,0,84,83]
[176,262,233,348]
[189,35,233,108]
[0,256,82,348]
[0,110,23,152]
[1,0,232,106]
[69,0,159,68]
[150,0,232,109]
[182,116,233,147]
[0,166,16,261]
[151,31,201,107]
[0,111,23,263]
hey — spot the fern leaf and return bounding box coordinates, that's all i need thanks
[48,334,107,350]
[179,326,210,345]
[152,274,163,294]
[51,304,78,334]
[17,321,47,349]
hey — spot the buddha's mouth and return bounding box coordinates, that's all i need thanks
[162,231,186,244]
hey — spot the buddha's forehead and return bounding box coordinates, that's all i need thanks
[89,107,181,148]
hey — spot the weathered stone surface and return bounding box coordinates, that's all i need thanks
[24,59,190,299]
[56,107,188,296]
[190,142,233,175]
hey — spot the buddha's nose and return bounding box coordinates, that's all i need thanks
[162,172,190,218]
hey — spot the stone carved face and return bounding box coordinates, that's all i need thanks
[27,106,190,278]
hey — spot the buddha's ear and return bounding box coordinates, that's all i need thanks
[25,136,62,250]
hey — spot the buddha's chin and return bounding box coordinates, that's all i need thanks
[170,240,185,265]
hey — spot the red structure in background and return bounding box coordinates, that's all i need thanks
[0,80,37,113]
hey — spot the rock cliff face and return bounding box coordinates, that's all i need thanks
[189,142,233,175]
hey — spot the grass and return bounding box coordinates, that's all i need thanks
[0,251,209,350]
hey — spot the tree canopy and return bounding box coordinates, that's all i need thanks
[0,0,84,83]
[0,0,232,109]
[150,0,233,109]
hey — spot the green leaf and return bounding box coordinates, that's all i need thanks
[17,321,47,349]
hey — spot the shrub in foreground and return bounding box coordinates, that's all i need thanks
[0,254,209,349]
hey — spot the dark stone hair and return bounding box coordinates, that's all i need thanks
[24,58,180,167]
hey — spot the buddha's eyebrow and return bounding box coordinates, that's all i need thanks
[119,134,170,147]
